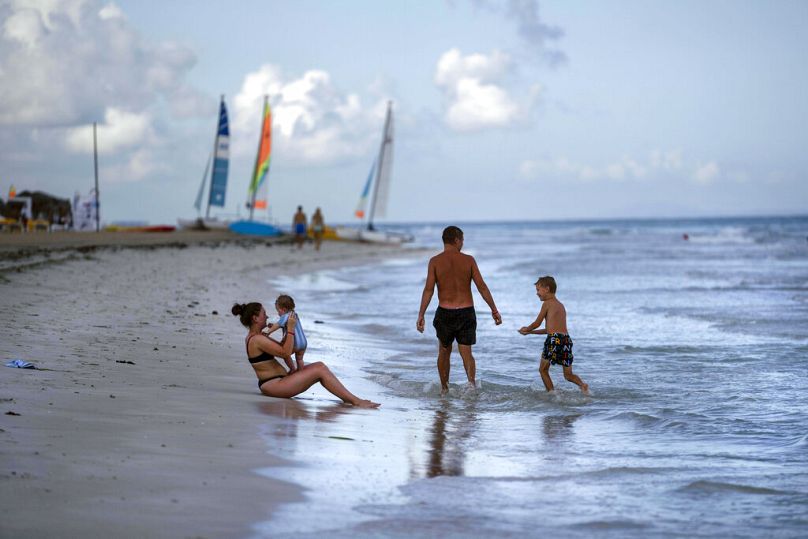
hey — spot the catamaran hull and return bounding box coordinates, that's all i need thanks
[177,218,232,231]
[334,226,362,241]
[360,229,413,244]
[335,227,412,244]
[229,220,283,236]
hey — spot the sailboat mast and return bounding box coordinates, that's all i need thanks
[194,152,212,215]
[248,95,268,221]
[205,95,225,219]
[93,122,100,233]
[367,101,392,230]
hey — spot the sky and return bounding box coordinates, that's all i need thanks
[1,0,806,225]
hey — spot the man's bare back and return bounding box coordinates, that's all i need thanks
[431,250,476,308]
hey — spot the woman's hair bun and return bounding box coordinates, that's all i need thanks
[231,303,244,316]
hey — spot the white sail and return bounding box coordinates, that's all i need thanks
[339,100,412,243]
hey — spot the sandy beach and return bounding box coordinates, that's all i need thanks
[0,232,418,538]
[3,220,806,538]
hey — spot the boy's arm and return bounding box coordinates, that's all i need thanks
[470,257,501,325]
[265,323,281,335]
[416,259,437,332]
[519,305,547,335]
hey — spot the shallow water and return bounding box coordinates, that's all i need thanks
[254,217,808,538]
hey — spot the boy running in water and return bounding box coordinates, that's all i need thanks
[519,276,589,394]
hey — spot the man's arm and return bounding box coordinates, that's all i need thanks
[470,257,502,325]
[416,259,437,333]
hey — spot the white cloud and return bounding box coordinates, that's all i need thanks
[435,48,510,87]
[102,148,164,183]
[519,156,648,182]
[435,48,536,132]
[232,64,385,164]
[650,149,683,170]
[0,0,205,127]
[64,107,153,154]
[446,78,520,131]
[3,7,45,48]
[98,2,123,20]
[693,161,720,184]
[519,151,721,184]
[519,159,539,179]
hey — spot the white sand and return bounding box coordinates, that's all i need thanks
[0,236,417,538]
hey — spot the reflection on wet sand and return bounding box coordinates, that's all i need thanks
[256,399,356,445]
[542,414,581,442]
[257,398,354,422]
[421,401,479,478]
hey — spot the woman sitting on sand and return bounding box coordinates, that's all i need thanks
[232,302,380,408]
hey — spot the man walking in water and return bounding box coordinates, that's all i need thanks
[417,226,502,393]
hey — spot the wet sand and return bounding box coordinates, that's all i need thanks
[0,234,416,538]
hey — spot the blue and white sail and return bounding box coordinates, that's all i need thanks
[207,97,229,216]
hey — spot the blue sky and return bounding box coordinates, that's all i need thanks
[1,0,806,225]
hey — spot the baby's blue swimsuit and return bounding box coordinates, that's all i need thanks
[278,312,307,351]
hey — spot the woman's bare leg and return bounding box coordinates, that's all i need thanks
[262,362,379,407]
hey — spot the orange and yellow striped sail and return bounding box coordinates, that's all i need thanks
[248,97,271,211]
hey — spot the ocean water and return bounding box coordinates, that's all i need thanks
[253,217,808,538]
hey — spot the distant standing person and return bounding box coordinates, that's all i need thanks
[417,226,502,393]
[519,275,589,394]
[311,207,325,251]
[292,205,307,249]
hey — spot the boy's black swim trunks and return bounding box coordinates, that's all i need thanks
[433,306,477,347]
[542,333,574,366]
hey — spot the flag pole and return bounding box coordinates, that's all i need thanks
[93,122,100,232]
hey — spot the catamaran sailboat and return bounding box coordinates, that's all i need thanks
[229,95,282,236]
[178,96,231,230]
[338,101,412,243]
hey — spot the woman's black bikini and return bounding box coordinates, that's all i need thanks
[246,335,287,387]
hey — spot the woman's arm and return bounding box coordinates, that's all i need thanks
[255,317,296,358]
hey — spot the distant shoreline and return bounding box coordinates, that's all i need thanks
[0,229,283,253]
[372,213,808,228]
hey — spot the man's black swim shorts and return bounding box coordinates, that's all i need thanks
[433,306,477,347]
